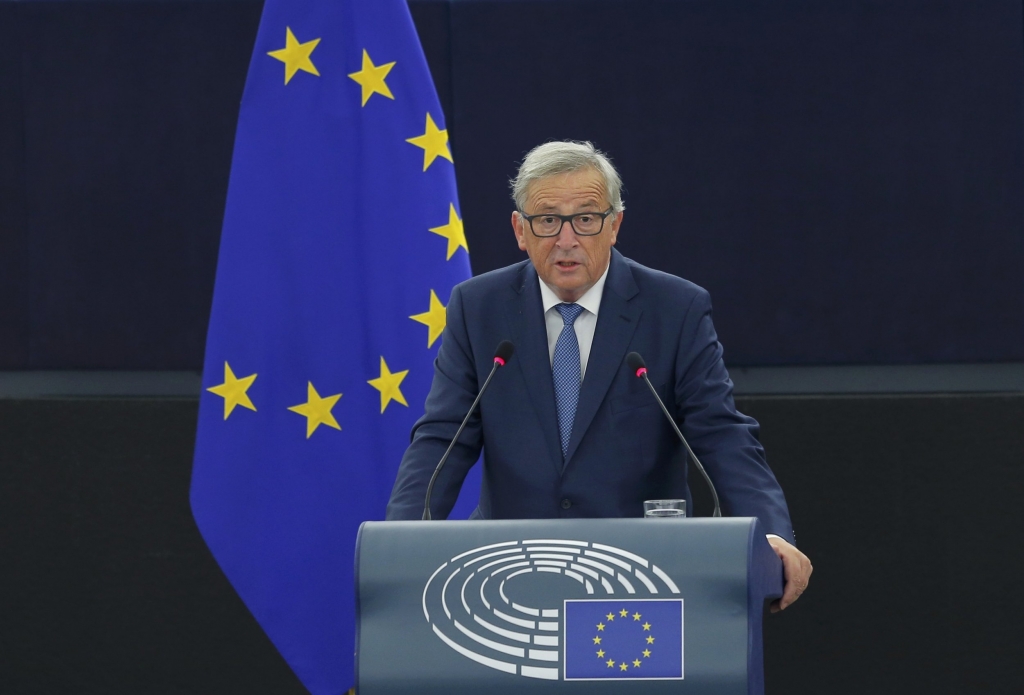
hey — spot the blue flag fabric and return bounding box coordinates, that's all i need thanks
[189,1,472,692]
[563,599,684,680]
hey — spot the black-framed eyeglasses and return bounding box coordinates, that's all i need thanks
[518,208,614,237]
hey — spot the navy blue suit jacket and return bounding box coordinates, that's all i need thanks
[386,250,795,542]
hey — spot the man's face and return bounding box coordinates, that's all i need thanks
[511,168,623,303]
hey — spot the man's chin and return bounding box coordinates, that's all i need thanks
[549,279,589,302]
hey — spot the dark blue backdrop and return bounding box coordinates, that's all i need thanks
[1,0,1022,368]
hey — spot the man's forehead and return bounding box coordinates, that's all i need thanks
[525,169,607,209]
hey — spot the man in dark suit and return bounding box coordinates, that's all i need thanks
[386,141,812,610]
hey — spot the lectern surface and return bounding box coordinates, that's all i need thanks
[356,517,781,695]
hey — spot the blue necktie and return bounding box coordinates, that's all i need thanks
[553,303,585,459]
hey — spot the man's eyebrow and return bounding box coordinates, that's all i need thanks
[528,199,603,213]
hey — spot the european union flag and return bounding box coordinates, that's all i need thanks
[189,0,472,692]
[564,599,684,680]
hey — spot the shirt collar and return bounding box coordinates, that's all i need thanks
[538,260,610,317]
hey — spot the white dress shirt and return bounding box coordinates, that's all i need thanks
[538,263,610,378]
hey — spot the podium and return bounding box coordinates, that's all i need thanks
[355,518,782,694]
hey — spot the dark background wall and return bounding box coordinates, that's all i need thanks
[1,0,1022,369]
[2,0,1024,693]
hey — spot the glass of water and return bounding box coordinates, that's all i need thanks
[643,499,686,518]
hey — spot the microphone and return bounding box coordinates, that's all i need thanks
[626,352,721,517]
[422,340,516,520]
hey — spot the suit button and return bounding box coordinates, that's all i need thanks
[561,498,572,510]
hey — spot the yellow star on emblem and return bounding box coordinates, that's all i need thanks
[619,663,628,671]
[596,622,605,631]
[633,612,642,621]
[620,609,629,617]
[288,382,342,438]
[406,113,453,171]
[429,203,468,260]
[606,613,615,621]
[596,649,605,658]
[206,362,257,419]
[592,636,602,644]
[642,649,651,658]
[267,27,321,85]
[368,357,409,413]
[606,659,615,668]
[410,289,447,347]
[633,659,641,668]
[643,622,651,631]
[646,635,655,644]
[347,49,395,106]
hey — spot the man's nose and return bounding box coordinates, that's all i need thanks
[554,219,577,246]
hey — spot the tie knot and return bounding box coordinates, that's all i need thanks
[556,302,584,325]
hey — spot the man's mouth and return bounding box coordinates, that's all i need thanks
[555,261,581,269]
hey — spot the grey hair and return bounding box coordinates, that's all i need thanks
[511,141,625,213]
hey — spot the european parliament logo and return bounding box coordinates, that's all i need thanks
[422,538,685,681]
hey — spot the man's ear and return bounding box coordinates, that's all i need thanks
[609,211,623,245]
[512,211,527,251]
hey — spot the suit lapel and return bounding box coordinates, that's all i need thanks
[563,250,641,467]
[505,262,563,470]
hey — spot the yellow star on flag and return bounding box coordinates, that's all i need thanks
[633,659,642,668]
[592,636,602,644]
[596,622,605,631]
[406,113,453,171]
[207,362,257,419]
[368,357,409,413]
[646,635,655,644]
[620,609,629,617]
[347,49,395,106]
[606,659,615,668]
[429,203,468,260]
[288,382,342,438]
[633,612,642,621]
[596,649,605,658]
[643,649,651,658]
[267,27,321,85]
[643,622,651,631]
[410,289,447,347]
[619,663,628,671]
[606,612,615,621]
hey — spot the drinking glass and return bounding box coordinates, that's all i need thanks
[643,499,686,518]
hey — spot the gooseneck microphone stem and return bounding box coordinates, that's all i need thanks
[421,363,498,520]
[637,371,721,517]
[423,341,515,520]
[627,352,721,518]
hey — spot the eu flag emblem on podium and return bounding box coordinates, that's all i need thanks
[189,0,472,693]
[564,599,684,680]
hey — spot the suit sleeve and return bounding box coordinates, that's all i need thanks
[385,284,483,520]
[673,289,796,543]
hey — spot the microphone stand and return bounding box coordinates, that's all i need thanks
[633,359,721,518]
[422,359,503,520]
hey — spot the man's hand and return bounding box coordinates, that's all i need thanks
[766,536,812,613]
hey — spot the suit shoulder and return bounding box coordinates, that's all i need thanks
[622,256,710,304]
